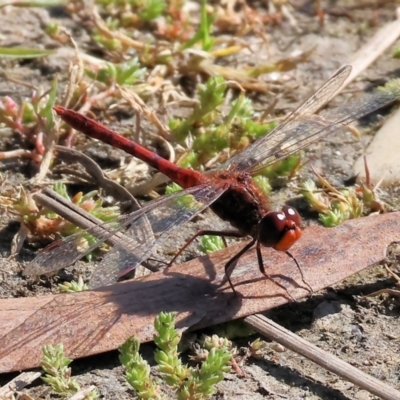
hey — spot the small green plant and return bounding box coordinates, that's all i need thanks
[300,178,362,227]
[169,76,276,169]
[252,175,272,197]
[300,161,384,227]
[41,343,98,398]
[91,0,167,51]
[199,235,225,254]
[120,337,161,399]
[180,0,215,51]
[169,76,226,146]
[166,183,226,257]
[86,58,147,86]
[165,182,201,210]
[165,182,183,195]
[120,312,232,399]
[96,0,167,23]
[1,182,122,263]
[92,17,123,51]
[136,0,167,21]
[248,337,267,359]
[257,152,303,183]
[58,276,88,292]
[0,77,58,161]
[377,77,400,94]
[19,182,121,248]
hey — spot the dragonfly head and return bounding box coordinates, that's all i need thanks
[258,206,302,251]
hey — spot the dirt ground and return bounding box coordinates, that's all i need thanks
[1,1,400,399]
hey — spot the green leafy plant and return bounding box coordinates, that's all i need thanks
[86,58,147,86]
[300,161,384,227]
[20,182,121,242]
[120,312,232,399]
[180,0,215,51]
[58,276,89,292]
[92,17,123,51]
[96,0,167,23]
[2,182,122,263]
[252,175,272,197]
[0,77,57,148]
[301,178,362,227]
[169,76,276,169]
[199,235,225,254]
[91,0,167,51]
[248,337,267,359]
[137,0,167,21]
[120,338,161,399]
[41,343,98,398]
[165,182,201,210]
[257,152,303,182]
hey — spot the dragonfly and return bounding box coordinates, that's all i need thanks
[24,65,400,293]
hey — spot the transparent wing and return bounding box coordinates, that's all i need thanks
[226,65,400,173]
[226,65,352,172]
[25,183,227,287]
[88,183,227,287]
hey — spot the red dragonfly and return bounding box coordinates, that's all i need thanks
[25,65,400,292]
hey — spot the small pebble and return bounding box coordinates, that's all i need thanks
[271,343,285,353]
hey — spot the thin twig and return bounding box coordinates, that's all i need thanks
[68,386,97,400]
[342,7,400,90]
[245,314,400,400]
[0,371,41,396]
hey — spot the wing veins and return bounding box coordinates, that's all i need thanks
[89,183,227,287]
[227,65,352,171]
[248,82,400,172]
[25,184,226,282]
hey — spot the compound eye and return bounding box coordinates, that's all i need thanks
[258,211,287,248]
[259,208,302,251]
[282,205,301,227]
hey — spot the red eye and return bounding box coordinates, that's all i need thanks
[258,211,287,248]
[258,207,302,251]
[282,205,301,226]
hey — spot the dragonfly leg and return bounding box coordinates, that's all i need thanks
[167,229,244,268]
[285,250,314,295]
[256,240,296,302]
[224,238,257,295]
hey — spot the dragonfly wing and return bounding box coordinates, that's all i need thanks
[25,183,227,287]
[24,217,128,277]
[229,66,400,173]
[88,183,227,287]
[226,65,352,171]
[87,212,155,288]
[251,79,400,173]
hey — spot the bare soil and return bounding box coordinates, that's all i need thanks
[1,1,400,399]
